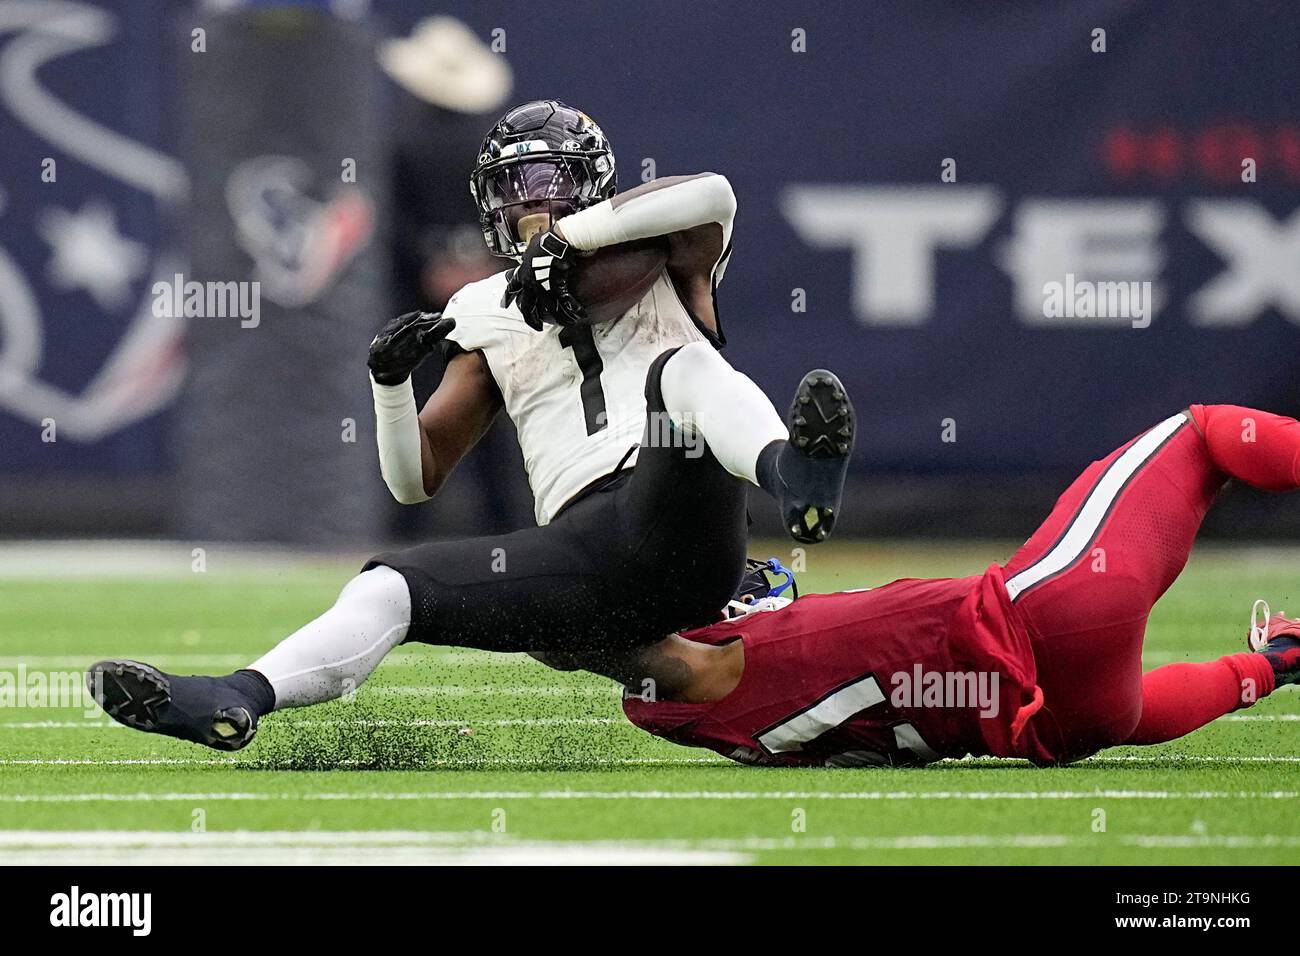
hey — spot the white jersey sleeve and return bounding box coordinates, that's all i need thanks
[440,272,521,372]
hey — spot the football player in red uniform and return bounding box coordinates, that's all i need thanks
[606,404,1300,766]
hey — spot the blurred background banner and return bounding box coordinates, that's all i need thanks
[0,0,184,533]
[1,0,1297,541]
[176,9,386,545]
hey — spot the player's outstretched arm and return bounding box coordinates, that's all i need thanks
[556,173,736,251]
[555,173,735,338]
[369,311,502,503]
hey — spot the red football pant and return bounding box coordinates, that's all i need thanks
[1001,405,1288,761]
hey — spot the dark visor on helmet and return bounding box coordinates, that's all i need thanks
[479,156,600,251]
[491,199,577,247]
[479,158,595,210]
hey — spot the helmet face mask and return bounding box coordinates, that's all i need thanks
[481,158,588,250]
[470,101,616,258]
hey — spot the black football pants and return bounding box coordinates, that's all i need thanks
[364,348,750,654]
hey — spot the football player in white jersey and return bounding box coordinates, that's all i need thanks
[87,101,857,751]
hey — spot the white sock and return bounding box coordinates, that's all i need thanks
[659,342,787,485]
[249,565,410,710]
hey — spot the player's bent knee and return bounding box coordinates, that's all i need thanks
[663,340,724,379]
[336,565,410,616]
[655,341,728,417]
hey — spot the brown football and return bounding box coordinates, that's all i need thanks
[568,236,670,326]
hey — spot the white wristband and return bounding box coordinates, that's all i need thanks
[556,199,625,251]
[370,374,431,504]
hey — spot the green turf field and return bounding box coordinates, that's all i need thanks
[3,540,1299,865]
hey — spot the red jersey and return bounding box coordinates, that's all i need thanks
[622,565,1051,766]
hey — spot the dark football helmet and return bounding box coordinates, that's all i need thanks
[470,99,616,258]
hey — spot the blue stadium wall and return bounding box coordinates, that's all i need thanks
[2,0,1297,540]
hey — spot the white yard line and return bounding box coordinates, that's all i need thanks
[688,834,1300,850]
[682,834,1300,850]
[1097,754,1300,762]
[0,846,744,865]
[2,829,1297,865]
[1219,714,1300,721]
[0,831,747,865]
[0,541,367,579]
[1,789,1295,803]
[1122,835,1300,848]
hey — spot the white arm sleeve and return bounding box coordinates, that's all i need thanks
[558,173,736,251]
[371,374,431,505]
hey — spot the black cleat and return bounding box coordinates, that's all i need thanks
[778,369,856,544]
[86,659,259,751]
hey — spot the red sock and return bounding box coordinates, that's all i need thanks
[1190,404,1300,491]
[1126,653,1275,745]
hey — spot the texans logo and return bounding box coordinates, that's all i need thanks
[0,0,185,443]
[0,1,375,447]
[225,155,373,309]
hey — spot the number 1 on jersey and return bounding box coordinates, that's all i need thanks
[558,325,608,436]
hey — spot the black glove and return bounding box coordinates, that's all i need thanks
[501,229,587,331]
[367,311,456,385]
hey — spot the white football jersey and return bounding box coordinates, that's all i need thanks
[442,268,722,525]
